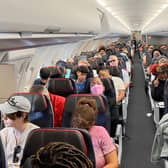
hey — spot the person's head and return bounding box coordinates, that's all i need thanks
[109,66,121,78]
[40,67,50,80]
[90,77,104,95]
[39,67,50,84]
[71,98,98,130]
[98,68,111,79]
[31,142,93,168]
[155,64,168,80]
[159,58,168,65]
[76,66,89,82]
[108,55,119,66]
[50,66,66,78]
[147,45,154,53]
[152,49,162,58]
[0,96,31,127]
[78,60,90,67]
[98,47,106,57]
[29,85,49,99]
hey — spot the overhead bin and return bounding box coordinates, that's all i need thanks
[0,0,101,34]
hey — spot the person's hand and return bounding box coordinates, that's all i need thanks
[153,78,159,87]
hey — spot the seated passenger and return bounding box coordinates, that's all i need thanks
[75,66,91,94]
[98,68,125,104]
[71,98,119,168]
[108,55,130,89]
[0,95,39,168]
[29,85,66,127]
[31,142,93,168]
[151,49,166,65]
[151,64,168,102]
[78,60,93,79]
[33,67,50,86]
[90,77,105,95]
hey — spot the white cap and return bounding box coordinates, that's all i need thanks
[0,96,31,115]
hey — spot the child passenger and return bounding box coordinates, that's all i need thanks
[0,95,39,168]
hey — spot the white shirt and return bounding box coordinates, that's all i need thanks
[112,76,125,97]
[0,122,39,168]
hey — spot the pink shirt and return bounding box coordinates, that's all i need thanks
[89,126,116,168]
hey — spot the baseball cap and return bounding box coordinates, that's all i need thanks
[0,96,31,115]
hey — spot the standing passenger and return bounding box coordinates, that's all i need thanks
[33,67,50,86]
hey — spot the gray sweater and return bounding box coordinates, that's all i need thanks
[151,113,168,162]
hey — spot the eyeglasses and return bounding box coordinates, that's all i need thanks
[13,145,21,163]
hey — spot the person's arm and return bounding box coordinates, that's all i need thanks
[104,150,119,168]
[143,55,147,66]
[116,89,125,103]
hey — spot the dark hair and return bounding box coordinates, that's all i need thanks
[71,98,98,130]
[40,68,50,80]
[6,111,28,122]
[76,66,89,74]
[31,142,93,168]
[152,49,162,58]
[50,66,65,78]
[108,66,122,78]
[98,47,106,52]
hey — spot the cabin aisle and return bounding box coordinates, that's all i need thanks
[121,53,164,168]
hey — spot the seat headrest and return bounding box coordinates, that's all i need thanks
[65,94,107,114]
[48,78,75,96]
[12,93,48,112]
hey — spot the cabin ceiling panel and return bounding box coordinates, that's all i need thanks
[97,0,168,31]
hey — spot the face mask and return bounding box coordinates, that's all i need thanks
[91,84,104,95]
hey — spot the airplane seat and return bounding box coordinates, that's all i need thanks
[153,101,165,126]
[12,93,54,127]
[48,78,76,97]
[101,78,126,135]
[62,94,111,133]
[0,137,6,168]
[21,128,96,167]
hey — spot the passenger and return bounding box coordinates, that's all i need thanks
[29,85,65,127]
[90,77,105,95]
[78,59,94,78]
[71,98,119,168]
[50,66,66,78]
[0,95,39,167]
[33,67,50,86]
[75,66,91,94]
[31,142,93,168]
[98,68,125,103]
[151,64,168,101]
[151,64,168,119]
[142,45,153,67]
[108,55,130,89]
[151,49,166,64]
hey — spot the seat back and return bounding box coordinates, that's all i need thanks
[13,93,54,127]
[21,128,95,167]
[0,137,6,168]
[62,94,111,132]
[48,78,76,97]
